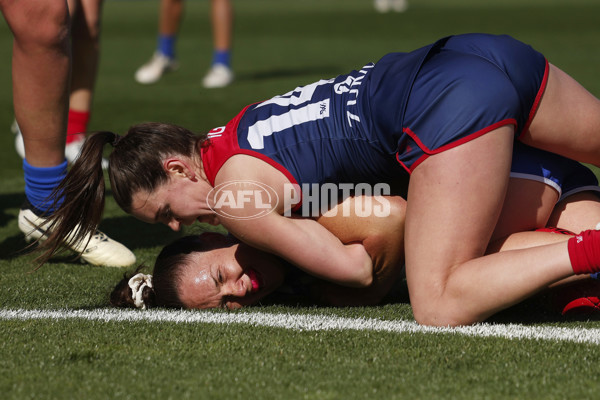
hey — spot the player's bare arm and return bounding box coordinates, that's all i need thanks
[212,154,374,287]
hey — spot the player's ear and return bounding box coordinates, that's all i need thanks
[163,158,196,180]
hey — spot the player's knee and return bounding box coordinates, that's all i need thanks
[412,300,476,327]
[12,3,69,51]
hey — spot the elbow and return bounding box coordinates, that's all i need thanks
[358,272,373,288]
[350,260,373,288]
[357,246,374,288]
[344,269,373,288]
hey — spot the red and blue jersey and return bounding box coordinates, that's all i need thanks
[200,69,413,188]
[201,34,551,187]
[200,41,437,187]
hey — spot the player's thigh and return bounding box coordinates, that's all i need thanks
[523,64,600,165]
[491,178,558,242]
[404,126,514,307]
[548,191,600,232]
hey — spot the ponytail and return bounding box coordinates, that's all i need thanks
[37,131,118,266]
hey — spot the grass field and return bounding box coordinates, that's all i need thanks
[2,1,600,399]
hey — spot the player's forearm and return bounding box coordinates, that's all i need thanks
[280,224,373,287]
[226,214,374,288]
[273,232,373,288]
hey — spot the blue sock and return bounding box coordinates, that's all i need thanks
[23,159,67,215]
[212,50,231,67]
[157,34,177,59]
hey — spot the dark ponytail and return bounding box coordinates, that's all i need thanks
[36,122,208,266]
[37,131,116,265]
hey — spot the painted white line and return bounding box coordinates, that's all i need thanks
[1,308,599,344]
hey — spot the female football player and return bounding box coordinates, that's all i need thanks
[110,143,600,312]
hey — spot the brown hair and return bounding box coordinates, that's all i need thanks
[37,122,207,265]
[110,234,231,309]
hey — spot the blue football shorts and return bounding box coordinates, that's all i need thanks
[396,33,548,172]
[511,142,600,202]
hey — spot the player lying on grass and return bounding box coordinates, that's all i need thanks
[40,33,600,326]
[110,142,600,314]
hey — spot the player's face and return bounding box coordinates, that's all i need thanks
[130,178,220,231]
[177,241,286,309]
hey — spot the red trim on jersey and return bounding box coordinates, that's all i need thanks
[200,105,303,212]
[396,118,517,173]
[518,59,549,140]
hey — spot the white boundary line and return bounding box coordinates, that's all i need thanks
[1,308,599,344]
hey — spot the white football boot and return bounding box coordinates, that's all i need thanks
[374,0,408,13]
[18,206,136,267]
[135,52,179,84]
[202,64,234,89]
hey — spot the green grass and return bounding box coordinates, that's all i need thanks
[2,0,600,399]
[2,317,599,399]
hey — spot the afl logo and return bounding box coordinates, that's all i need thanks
[207,180,279,220]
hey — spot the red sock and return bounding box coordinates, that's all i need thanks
[568,230,600,275]
[66,109,90,144]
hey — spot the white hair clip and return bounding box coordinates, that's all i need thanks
[128,273,153,310]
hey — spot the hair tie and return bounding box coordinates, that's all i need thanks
[128,273,153,309]
[112,134,122,147]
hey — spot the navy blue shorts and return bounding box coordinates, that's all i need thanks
[511,142,600,202]
[396,33,548,172]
